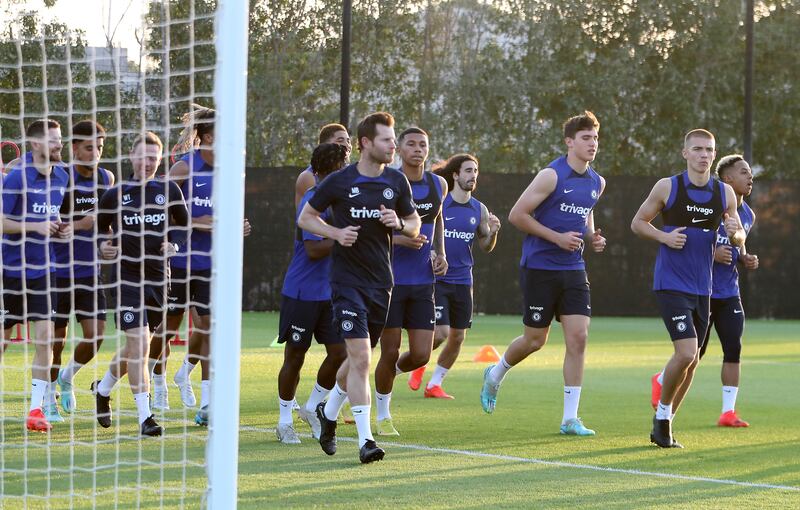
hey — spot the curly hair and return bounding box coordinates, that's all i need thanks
[311,143,348,178]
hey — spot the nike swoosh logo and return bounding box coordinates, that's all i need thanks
[691,218,705,223]
[122,200,133,205]
[32,189,45,193]
[445,217,455,221]
[196,183,207,187]
[348,193,360,198]
[563,189,574,194]
[733,309,743,314]
[429,319,435,324]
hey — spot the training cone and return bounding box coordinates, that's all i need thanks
[473,345,501,363]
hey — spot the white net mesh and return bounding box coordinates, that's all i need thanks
[0,1,229,507]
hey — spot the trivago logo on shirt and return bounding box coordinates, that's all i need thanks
[350,206,382,219]
[32,202,61,214]
[559,202,592,219]
[444,229,475,242]
[193,196,213,207]
[122,212,167,226]
[686,205,713,216]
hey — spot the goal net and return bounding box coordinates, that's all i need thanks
[0,0,247,507]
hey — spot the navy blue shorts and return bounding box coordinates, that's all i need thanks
[699,296,744,363]
[385,284,435,330]
[330,284,391,348]
[278,295,341,349]
[655,290,710,342]
[54,276,108,327]
[167,267,211,317]
[118,280,167,332]
[1,276,55,327]
[434,282,473,330]
[521,268,591,328]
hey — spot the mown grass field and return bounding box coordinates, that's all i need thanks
[2,312,799,508]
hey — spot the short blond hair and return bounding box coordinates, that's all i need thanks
[131,131,164,152]
[684,129,715,146]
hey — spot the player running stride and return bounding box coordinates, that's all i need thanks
[632,129,745,448]
[650,154,758,427]
[298,112,420,464]
[53,120,115,420]
[373,127,448,436]
[408,153,500,398]
[1,119,71,432]
[480,111,606,437]
[92,132,188,437]
[276,143,349,444]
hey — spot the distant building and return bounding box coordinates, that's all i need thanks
[85,46,141,90]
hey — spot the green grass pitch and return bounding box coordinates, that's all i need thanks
[2,312,799,508]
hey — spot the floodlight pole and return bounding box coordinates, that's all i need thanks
[743,0,754,162]
[340,0,352,127]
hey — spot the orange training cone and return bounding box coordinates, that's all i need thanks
[473,345,501,363]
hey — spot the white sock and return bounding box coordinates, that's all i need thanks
[60,361,84,384]
[375,391,392,421]
[175,358,196,382]
[323,383,348,421]
[656,402,672,420]
[97,370,118,397]
[200,380,210,408]
[656,370,664,385]
[427,364,449,389]
[395,362,404,376]
[305,383,330,413]
[722,385,739,413]
[30,379,48,411]
[562,386,582,423]
[278,398,294,425]
[488,354,512,385]
[45,380,58,407]
[351,405,374,447]
[147,358,158,378]
[134,392,151,424]
[152,374,167,390]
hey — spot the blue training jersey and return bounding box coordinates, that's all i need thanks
[53,165,112,279]
[392,170,442,285]
[1,164,69,279]
[712,201,754,299]
[653,172,726,296]
[281,188,332,301]
[171,150,213,272]
[436,194,482,286]
[520,155,602,271]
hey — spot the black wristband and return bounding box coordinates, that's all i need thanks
[396,217,405,232]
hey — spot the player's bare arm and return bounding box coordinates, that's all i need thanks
[477,202,500,253]
[294,169,316,209]
[721,183,746,247]
[584,176,607,253]
[631,177,687,249]
[298,201,360,247]
[431,174,449,275]
[379,205,421,239]
[167,159,191,186]
[304,238,335,259]
[509,168,582,252]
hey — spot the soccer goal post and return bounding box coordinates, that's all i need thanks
[208,0,250,507]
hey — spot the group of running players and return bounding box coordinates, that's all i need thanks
[277,110,758,463]
[0,105,251,437]
[0,107,756,459]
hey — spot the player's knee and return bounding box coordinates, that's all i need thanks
[522,332,547,352]
[674,350,697,367]
[565,333,588,354]
[283,345,307,368]
[722,347,741,364]
[325,346,347,365]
